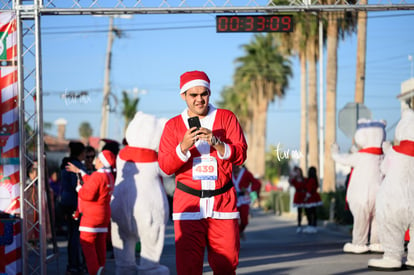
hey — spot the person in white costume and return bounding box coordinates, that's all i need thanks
[110,112,170,275]
[368,109,414,271]
[332,119,386,254]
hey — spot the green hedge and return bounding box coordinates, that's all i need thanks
[318,188,353,225]
[263,188,353,225]
[263,191,291,215]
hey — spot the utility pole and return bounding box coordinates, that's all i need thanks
[100,16,114,140]
[354,0,367,104]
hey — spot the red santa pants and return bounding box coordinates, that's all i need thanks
[80,231,107,275]
[174,218,240,275]
[238,204,249,233]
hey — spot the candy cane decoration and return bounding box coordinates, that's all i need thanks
[0,11,19,215]
[0,11,22,275]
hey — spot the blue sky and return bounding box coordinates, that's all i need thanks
[39,11,414,153]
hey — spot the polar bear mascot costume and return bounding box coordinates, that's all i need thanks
[368,109,414,271]
[111,111,170,275]
[332,119,386,254]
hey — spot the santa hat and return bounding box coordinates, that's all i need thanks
[180,70,210,94]
[98,150,116,168]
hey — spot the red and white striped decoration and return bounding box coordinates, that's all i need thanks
[0,11,19,215]
[0,219,21,275]
[0,11,21,275]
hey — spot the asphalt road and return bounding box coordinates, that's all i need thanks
[47,208,413,275]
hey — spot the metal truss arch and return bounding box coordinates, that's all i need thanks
[13,0,414,15]
[9,0,414,274]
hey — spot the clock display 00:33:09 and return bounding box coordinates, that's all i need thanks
[216,15,293,33]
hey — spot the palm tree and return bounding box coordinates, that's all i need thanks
[323,8,358,192]
[272,8,320,177]
[235,33,292,178]
[299,50,308,175]
[324,13,339,193]
[79,122,93,145]
[217,81,255,152]
[354,1,367,104]
[121,90,139,134]
[304,16,321,175]
[271,1,359,191]
[217,84,250,130]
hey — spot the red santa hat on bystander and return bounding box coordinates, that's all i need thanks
[180,70,210,94]
[98,150,116,168]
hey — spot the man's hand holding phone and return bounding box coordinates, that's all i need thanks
[188,116,201,133]
[180,116,201,154]
[180,116,225,156]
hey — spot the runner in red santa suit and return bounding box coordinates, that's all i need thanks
[232,164,261,240]
[66,149,116,275]
[158,70,247,275]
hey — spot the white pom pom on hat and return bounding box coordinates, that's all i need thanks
[98,150,116,168]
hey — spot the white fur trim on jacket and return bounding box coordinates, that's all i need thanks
[79,226,108,233]
[180,79,210,94]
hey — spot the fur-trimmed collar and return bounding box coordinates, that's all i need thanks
[393,140,414,157]
[119,146,158,163]
[358,147,383,155]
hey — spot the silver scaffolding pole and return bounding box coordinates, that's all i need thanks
[15,0,47,274]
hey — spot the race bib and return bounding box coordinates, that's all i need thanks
[192,156,218,180]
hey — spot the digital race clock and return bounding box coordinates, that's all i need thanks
[216,15,293,33]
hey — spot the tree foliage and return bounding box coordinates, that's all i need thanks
[234,33,292,177]
[79,121,93,140]
[121,90,139,132]
[265,144,290,183]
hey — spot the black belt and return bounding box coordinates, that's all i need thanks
[177,180,233,198]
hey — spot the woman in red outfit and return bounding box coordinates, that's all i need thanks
[66,150,116,275]
[288,166,307,233]
[302,166,323,233]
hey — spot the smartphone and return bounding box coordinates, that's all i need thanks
[188,116,201,132]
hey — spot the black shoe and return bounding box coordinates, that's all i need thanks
[66,268,81,275]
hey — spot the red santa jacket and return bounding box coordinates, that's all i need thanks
[303,177,323,207]
[78,168,114,233]
[290,178,308,207]
[232,167,261,207]
[158,105,247,220]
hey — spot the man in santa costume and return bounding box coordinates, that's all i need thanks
[66,149,116,275]
[158,70,247,275]
[232,164,261,240]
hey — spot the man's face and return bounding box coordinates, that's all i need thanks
[181,86,210,117]
[95,157,104,170]
[85,152,95,165]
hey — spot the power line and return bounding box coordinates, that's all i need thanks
[40,12,414,35]
[42,24,213,35]
[41,19,214,30]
